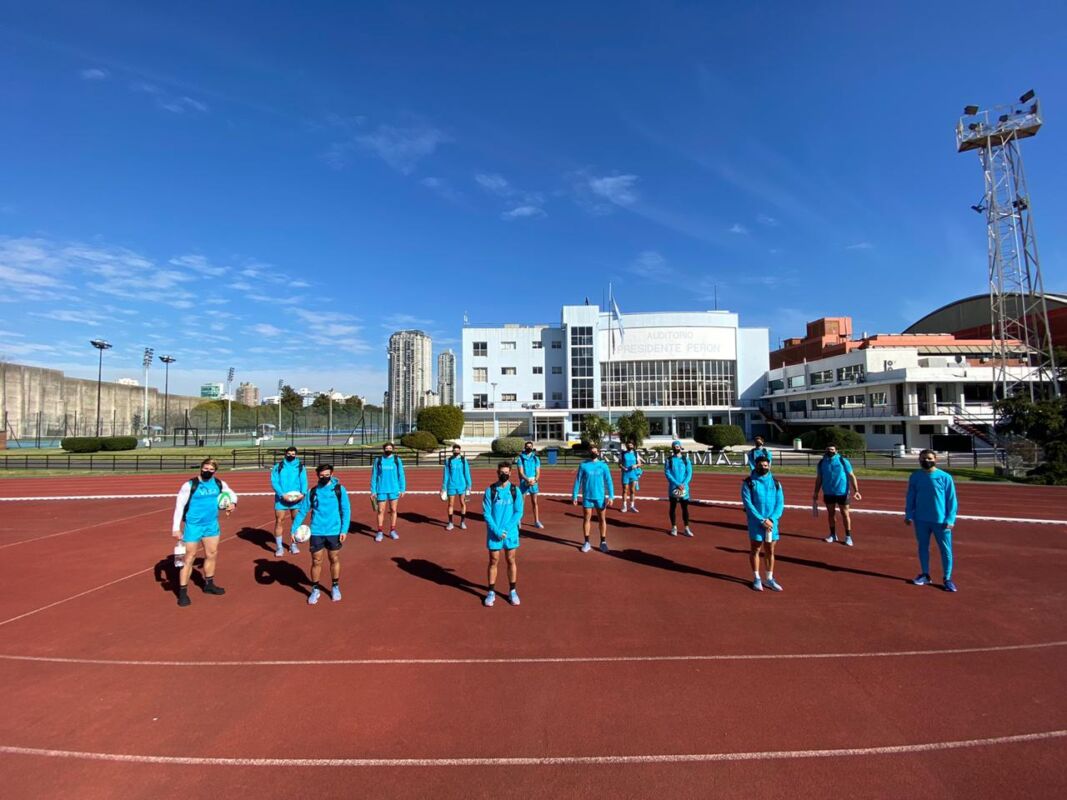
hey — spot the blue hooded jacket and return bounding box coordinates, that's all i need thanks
[441,454,472,495]
[293,476,351,537]
[905,468,958,526]
[483,481,524,541]
[572,459,615,503]
[746,446,773,471]
[817,454,853,496]
[664,454,693,499]
[270,457,308,499]
[741,472,785,537]
[371,453,406,496]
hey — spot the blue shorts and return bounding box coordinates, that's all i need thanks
[747,524,780,543]
[582,499,609,510]
[622,473,639,486]
[376,493,400,502]
[487,530,520,551]
[520,480,539,495]
[275,496,301,512]
[182,523,220,543]
[309,535,343,553]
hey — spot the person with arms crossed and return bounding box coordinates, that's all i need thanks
[742,455,785,592]
[293,464,351,604]
[572,444,616,553]
[171,457,237,607]
[441,443,473,531]
[270,445,307,557]
[482,461,524,607]
[664,440,694,537]
[812,444,861,545]
[905,449,959,592]
[515,441,545,529]
[371,442,406,542]
[619,440,643,513]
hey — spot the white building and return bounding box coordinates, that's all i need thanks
[388,330,433,434]
[460,304,769,442]
[437,349,457,406]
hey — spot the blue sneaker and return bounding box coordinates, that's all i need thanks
[765,577,783,592]
[752,577,763,592]
[374,531,384,543]
[534,521,545,529]
[912,573,931,586]
[844,536,854,547]
[289,541,300,555]
[508,589,521,606]
[483,590,496,607]
[389,530,399,540]
[307,587,321,605]
[599,540,610,553]
[943,579,958,593]
[331,585,342,602]
[580,541,592,553]
[274,544,285,557]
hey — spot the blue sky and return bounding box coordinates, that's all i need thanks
[1,0,1065,398]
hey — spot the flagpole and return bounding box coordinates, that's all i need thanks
[607,283,613,448]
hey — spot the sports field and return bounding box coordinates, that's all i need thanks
[1,468,1065,798]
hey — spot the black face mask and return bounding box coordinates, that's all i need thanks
[756,464,770,474]
[318,476,331,486]
[921,460,936,470]
[498,472,510,483]
[524,447,533,453]
[453,451,461,457]
[201,470,215,481]
[384,451,393,457]
[285,454,296,461]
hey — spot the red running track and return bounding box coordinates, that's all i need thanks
[0,471,1065,798]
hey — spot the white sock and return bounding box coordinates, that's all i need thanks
[754,571,760,580]
[766,571,774,581]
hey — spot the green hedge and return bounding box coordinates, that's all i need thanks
[416,405,464,442]
[694,424,746,450]
[491,437,526,456]
[60,436,138,453]
[799,426,866,454]
[100,436,138,451]
[400,431,439,452]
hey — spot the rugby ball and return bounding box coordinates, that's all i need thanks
[293,524,312,543]
[673,487,685,498]
[283,491,303,503]
[439,490,448,502]
[217,489,237,510]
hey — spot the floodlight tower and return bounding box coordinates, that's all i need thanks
[957,90,1059,401]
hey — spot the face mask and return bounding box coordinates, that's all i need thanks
[524,447,532,452]
[757,464,770,474]
[201,470,215,481]
[921,460,936,470]
[384,450,393,457]
[285,454,295,461]
[318,476,331,486]
[498,472,510,483]
[453,451,461,457]
[590,452,600,460]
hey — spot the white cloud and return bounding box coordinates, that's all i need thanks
[757,214,779,226]
[30,309,101,325]
[846,241,874,250]
[250,323,283,337]
[80,68,109,81]
[420,176,462,202]
[169,254,227,276]
[501,205,545,220]
[587,174,639,207]
[729,223,749,235]
[475,172,545,219]
[626,250,677,283]
[340,124,448,174]
[130,81,207,114]
[475,173,511,195]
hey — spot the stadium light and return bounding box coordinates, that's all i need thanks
[226,367,236,435]
[159,355,176,436]
[90,339,112,436]
[963,105,979,116]
[1019,89,1035,104]
[142,347,155,438]
[277,378,284,435]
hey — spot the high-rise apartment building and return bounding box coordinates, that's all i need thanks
[235,381,260,406]
[387,330,433,435]
[437,349,456,406]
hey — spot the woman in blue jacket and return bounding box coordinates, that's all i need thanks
[441,443,473,531]
[664,440,694,537]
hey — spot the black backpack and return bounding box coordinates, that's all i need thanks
[744,475,781,493]
[490,483,518,502]
[182,476,223,522]
[309,481,344,518]
[274,459,305,476]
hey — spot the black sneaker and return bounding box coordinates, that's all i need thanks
[177,591,191,607]
[202,583,226,595]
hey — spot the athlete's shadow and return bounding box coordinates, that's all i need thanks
[153,556,206,596]
[392,557,483,599]
[606,516,667,534]
[254,558,311,597]
[608,548,750,587]
[348,520,377,539]
[237,526,276,553]
[521,528,582,550]
[398,510,439,527]
[715,547,909,583]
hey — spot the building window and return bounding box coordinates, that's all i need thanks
[853,424,866,433]
[532,392,543,401]
[533,418,563,440]
[869,391,888,406]
[501,393,517,402]
[919,424,936,435]
[472,367,488,383]
[768,379,784,392]
[551,340,562,349]
[472,342,487,357]
[474,394,488,409]
[787,375,805,388]
[775,402,786,414]
[840,394,865,408]
[837,364,865,382]
[600,359,736,408]
[811,369,834,385]
[788,400,806,413]
[532,341,543,349]
[532,366,543,375]
[812,397,835,410]
[501,367,516,376]
[551,366,562,375]
[551,391,563,401]
[891,424,904,434]
[501,341,516,351]
[873,424,886,434]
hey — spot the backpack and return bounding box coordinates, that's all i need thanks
[490,483,518,503]
[375,455,402,480]
[309,481,344,518]
[274,459,305,476]
[744,475,781,493]
[182,476,223,522]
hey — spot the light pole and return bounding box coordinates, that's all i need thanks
[159,355,175,436]
[277,379,284,439]
[491,381,498,438]
[226,367,235,436]
[90,339,112,436]
[327,387,334,446]
[142,347,154,438]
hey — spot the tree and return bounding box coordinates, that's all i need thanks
[344,395,364,409]
[616,410,650,448]
[580,416,611,448]
[799,426,866,454]
[695,424,746,450]
[280,385,303,413]
[417,405,464,442]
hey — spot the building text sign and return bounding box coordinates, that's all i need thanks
[598,327,736,362]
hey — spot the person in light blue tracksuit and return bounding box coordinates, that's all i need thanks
[619,440,644,513]
[515,441,545,529]
[482,461,525,608]
[271,445,308,556]
[664,440,694,537]
[905,449,959,592]
[293,464,351,605]
[441,443,473,531]
[746,436,773,473]
[370,442,406,542]
[170,457,236,607]
[742,455,785,592]
[571,445,615,553]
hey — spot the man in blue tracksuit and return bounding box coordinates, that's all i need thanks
[813,444,862,546]
[905,449,959,592]
[742,455,785,592]
[746,436,773,473]
[170,457,237,607]
[572,445,615,553]
[293,464,351,605]
[441,443,473,531]
[482,461,525,607]
[620,440,643,513]
[271,445,308,557]
[664,440,694,537]
[515,441,545,529]
[370,442,406,542]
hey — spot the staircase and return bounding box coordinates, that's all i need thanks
[947,406,996,448]
[757,402,786,435]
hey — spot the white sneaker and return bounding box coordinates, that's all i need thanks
[460,521,467,530]
[446,522,454,531]
[682,526,694,538]
[620,506,628,514]
[580,541,592,553]
[669,526,678,536]
[630,504,639,513]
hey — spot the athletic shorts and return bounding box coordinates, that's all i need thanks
[520,480,539,495]
[824,494,849,506]
[275,496,301,512]
[376,493,399,503]
[747,524,780,543]
[182,523,220,543]
[445,491,468,499]
[487,530,520,552]
[582,499,609,510]
[309,535,343,553]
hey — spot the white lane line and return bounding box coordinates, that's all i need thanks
[0,506,169,550]
[2,640,1064,667]
[0,490,1061,526]
[1,730,1063,767]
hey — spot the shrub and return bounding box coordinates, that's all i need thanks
[694,424,746,450]
[400,431,438,452]
[491,437,526,456]
[799,426,866,454]
[100,436,138,452]
[580,416,611,448]
[417,405,464,442]
[61,437,103,453]
[616,410,650,448]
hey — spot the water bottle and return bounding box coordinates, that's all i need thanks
[173,543,185,568]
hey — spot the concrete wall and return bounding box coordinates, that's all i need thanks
[0,360,205,437]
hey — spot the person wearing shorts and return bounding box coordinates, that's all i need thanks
[170,457,237,607]
[515,441,544,529]
[270,445,307,556]
[742,455,784,591]
[293,464,351,604]
[664,440,694,537]
[571,445,615,553]
[370,442,406,542]
[813,444,861,546]
[905,449,958,592]
[441,443,472,531]
[619,440,643,513]
[482,461,524,607]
